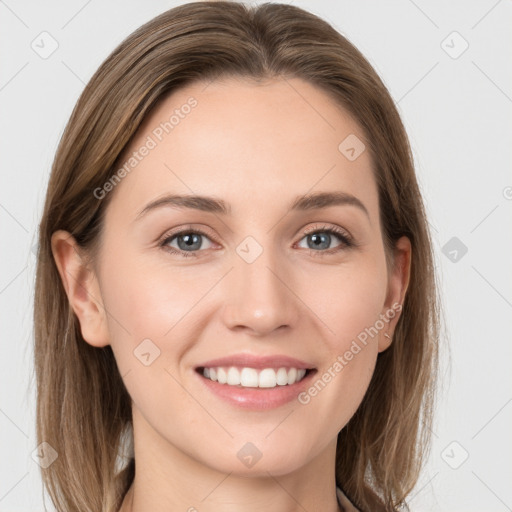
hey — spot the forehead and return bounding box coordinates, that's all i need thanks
[107,76,379,224]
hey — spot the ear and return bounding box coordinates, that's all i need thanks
[51,230,110,347]
[378,236,412,353]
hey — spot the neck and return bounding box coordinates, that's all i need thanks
[118,408,342,512]
[120,480,342,512]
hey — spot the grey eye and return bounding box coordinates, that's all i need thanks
[297,231,343,251]
[165,232,214,252]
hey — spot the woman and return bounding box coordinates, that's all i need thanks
[33,2,440,511]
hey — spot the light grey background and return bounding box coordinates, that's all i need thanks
[1,0,511,510]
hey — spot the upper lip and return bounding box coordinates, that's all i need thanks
[196,353,315,370]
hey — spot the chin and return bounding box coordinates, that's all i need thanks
[197,445,310,478]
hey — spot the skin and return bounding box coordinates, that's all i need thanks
[52,76,411,512]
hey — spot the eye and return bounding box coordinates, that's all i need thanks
[160,228,215,258]
[296,225,354,255]
[159,224,355,259]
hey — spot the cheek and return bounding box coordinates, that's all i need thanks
[294,255,387,417]
[99,257,208,424]
[100,251,209,338]
[97,252,189,376]
[299,255,388,349]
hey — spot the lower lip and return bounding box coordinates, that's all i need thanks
[195,369,317,410]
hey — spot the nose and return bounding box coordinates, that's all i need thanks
[221,247,300,336]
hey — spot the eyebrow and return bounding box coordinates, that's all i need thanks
[135,191,370,220]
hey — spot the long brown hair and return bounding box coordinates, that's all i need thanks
[33,2,441,510]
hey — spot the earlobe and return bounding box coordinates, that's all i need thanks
[378,236,412,353]
[50,230,110,348]
[380,331,393,352]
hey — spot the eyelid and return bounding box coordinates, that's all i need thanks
[159,224,219,244]
[301,223,352,239]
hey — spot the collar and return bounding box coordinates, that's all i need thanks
[336,486,360,512]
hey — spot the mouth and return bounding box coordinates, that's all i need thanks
[194,365,318,410]
[195,366,317,389]
[193,353,318,409]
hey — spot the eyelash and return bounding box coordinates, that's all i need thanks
[159,224,355,259]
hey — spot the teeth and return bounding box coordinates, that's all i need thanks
[276,367,289,385]
[287,367,297,385]
[241,367,258,387]
[258,368,276,388]
[217,367,227,384]
[201,366,308,388]
[227,367,240,385]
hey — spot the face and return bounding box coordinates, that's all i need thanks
[54,76,410,478]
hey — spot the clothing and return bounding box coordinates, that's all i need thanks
[336,486,360,512]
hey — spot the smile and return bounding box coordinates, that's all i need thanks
[199,366,311,388]
[195,366,318,410]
